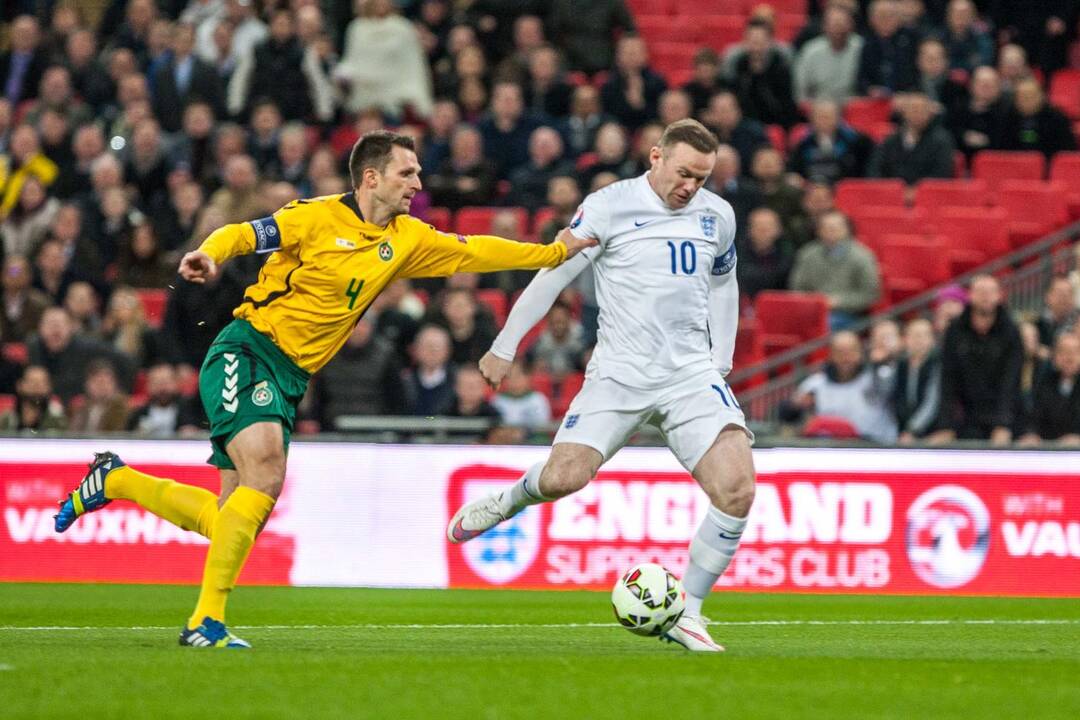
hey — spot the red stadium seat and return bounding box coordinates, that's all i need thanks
[774,14,808,43]
[879,235,951,304]
[766,124,786,155]
[930,206,1010,274]
[741,0,810,15]
[802,415,860,439]
[1048,152,1080,218]
[995,180,1070,248]
[698,15,745,53]
[834,179,907,214]
[754,291,830,357]
[731,318,767,391]
[476,289,508,327]
[455,207,528,237]
[136,289,167,329]
[649,42,697,81]
[1,342,27,365]
[1050,69,1080,120]
[913,179,991,212]
[425,206,453,232]
[848,206,928,256]
[0,394,14,414]
[971,151,1046,193]
[627,0,675,15]
[864,121,897,143]
[530,371,553,402]
[634,15,670,43]
[531,207,558,239]
[843,97,893,135]
[552,372,585,419]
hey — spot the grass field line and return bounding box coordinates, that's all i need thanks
[1,618,1079,632]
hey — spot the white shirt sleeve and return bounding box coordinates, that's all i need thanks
[707,211,739,376]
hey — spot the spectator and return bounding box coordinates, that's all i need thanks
[525,45,573,119]
[0,16,49,106]
[894,317,942,443]
[23,65,92,128]
[208,154,265,223]
[868,318,903,366]
[547,0,636,75]
[787,181,836,250]
[0,254,50,343]
[124,118,170,209]
[0,124,59,220]
[947,66,1009,159]
[750,147,803,235]
[425,125,497,211]
[857,0,919,96]
[368,279,422,366]
[478,81,543,180]
[657,89,693,127]
[789,330,898,443]
[0,365,66,432]
[64,29,110,110]
[868,93,956,184]
[599,35,667,131]
[312,317,405,427]
[126,363,190,437]
[527,302,585,377]
[1036,277,1078,351]
[495,15,548,86]
[422,100,460,173]
[154,180,204,254]
[581,122,636,189]
[997,43,1033,99]
[942,0,994,73]
[913,38,966,113]
[702,91,769,173]
[789,99,873,184]
[268,124,308,189]
[738,207,793,300]
[683,48,725,114]
[403,324,456,416]
[51,122,104,200]
[335,0,434,119]
[991,0,1074,74]
[100,286,161,370]
[707,144,763,246]
[1019,318,1042,399]
[68,358,130,433]
[33,236,93,306]
[932,283,968,336]
[196,0,267,74]
[448,365,502,428]
[434,287,496,366]
[790,209,881,329]
[492,360,552,430]
[228,8,332,122]
[508,127,574,212]
[558,84,612,158]
[151,21,224,133]
[1019,333,1080,446]
[28,307,133,402]
[538,175,582,245]
[898,0,937,43]
[63,281,100,335]
[1,175,59,258]
[727,19,800,128]
[1002,77,1077,159]
[628,121,664,176]
[794,3,864,104]
[932,275,1023,445]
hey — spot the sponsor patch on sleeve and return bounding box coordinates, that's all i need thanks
[250,216,283,253]
[711,243,737,275]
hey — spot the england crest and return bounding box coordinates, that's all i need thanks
[699,212,718,238]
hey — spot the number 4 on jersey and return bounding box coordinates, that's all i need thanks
[345,278,364,309]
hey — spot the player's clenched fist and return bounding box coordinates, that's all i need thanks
[556,227,598,259]
[478,351,512,389]
[178,250,219,284]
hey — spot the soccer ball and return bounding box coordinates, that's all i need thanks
[611,563,686,636]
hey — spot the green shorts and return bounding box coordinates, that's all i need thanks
[199,319,311,470]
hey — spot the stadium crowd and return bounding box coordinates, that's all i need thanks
[1,0,1080,445]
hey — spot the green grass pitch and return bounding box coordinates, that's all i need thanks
[1,584,1078,720]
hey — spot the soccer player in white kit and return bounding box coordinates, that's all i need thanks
[447,119,756,652]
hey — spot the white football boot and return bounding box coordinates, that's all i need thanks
[663,615,725,652]
[446,492,515,544]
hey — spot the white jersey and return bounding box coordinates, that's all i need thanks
[570,174,737,387]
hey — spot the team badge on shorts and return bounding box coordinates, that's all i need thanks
[378,241,394,261]
[252,381,273,407]
[699,212,718,238]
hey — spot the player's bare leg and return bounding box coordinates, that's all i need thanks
[180,422,284,648]
[664,426,756,652]
[447,443,602,542]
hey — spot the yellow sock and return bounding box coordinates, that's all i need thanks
[188,486,276,628]
[106,466,218,539]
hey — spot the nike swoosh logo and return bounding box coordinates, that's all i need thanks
[634,219,657,227]
[718,532,742,540]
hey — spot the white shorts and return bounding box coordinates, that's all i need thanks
[553,368,754,473]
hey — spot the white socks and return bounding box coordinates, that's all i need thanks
[497,462,548,516]
[682,505,748,618]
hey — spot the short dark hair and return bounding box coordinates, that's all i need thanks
[658,119,719,155]
[348,130,416,187]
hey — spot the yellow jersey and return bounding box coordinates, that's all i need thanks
[199,192,566,374]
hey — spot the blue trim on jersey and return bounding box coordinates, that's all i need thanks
[250,216,282,254]
[711,243,736,275]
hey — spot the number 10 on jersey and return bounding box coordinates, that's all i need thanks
[667,241,697,275]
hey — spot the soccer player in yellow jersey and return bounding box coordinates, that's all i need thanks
[53,131,595,648]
